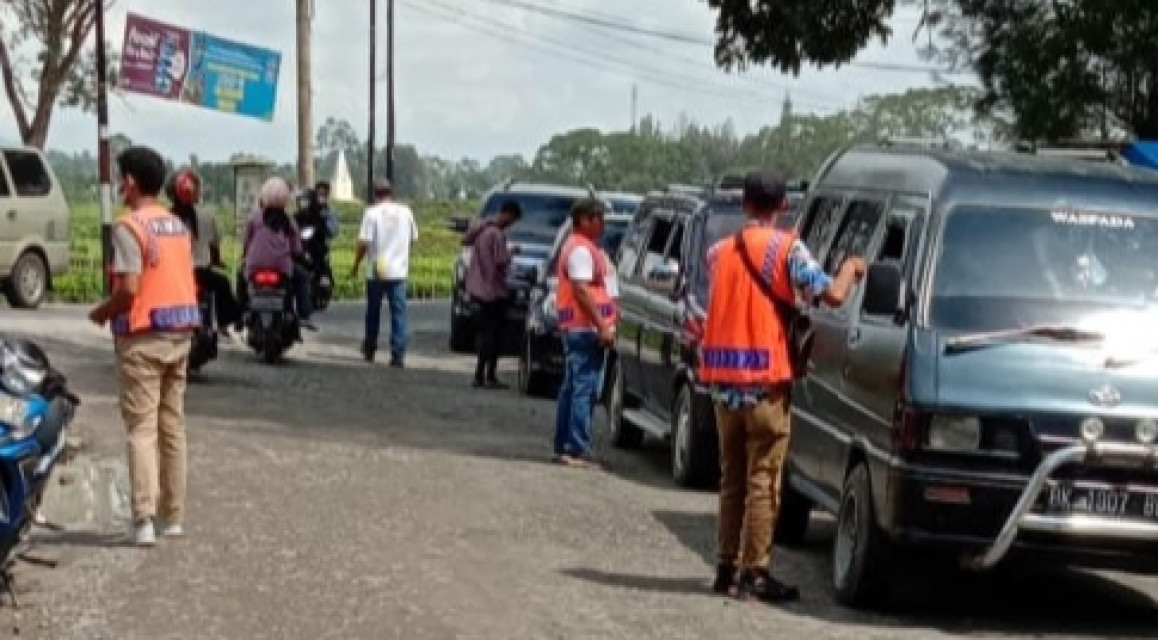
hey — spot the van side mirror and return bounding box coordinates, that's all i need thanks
[646,262,679,295]
[448,215,470,233]
[862,262,904,318]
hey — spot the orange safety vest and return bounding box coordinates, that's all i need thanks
[110,205,200,336]
[698,227,797,386]
[556,234,619,332]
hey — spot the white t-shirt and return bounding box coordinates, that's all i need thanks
[359,201,418,280]
[566,246,619,298]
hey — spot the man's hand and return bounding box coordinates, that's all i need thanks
[843,256,868,280]
[89,305,108,327]
[597,324,615,348]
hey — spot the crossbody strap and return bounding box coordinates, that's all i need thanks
[733,229,794,319]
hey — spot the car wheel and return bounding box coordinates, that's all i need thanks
[519,335,550,398]
[671,384,719,489]
[448,291,474,353]
[833,463,892,609]
[605,360,643,449]
[773,477,813,547]
[5,251,47,309]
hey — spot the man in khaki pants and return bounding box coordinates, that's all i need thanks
[90,146,201,547]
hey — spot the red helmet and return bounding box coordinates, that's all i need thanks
[166,168,201,206]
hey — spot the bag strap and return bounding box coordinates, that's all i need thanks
[733,229,795,319]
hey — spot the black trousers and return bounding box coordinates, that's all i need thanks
[195,267,241,329]
[474,299,508,382]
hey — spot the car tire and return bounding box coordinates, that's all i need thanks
[832,463,892,609]
[518,335,551,398]
[5,251,47,309]
[448,291,474,353]
[671,384,719,489]
[605,359,644,449]
[773,477,813,547]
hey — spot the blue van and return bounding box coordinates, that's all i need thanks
[781,141,1158,608]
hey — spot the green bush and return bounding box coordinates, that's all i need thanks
[53,199,478,303]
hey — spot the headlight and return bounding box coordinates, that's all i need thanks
[0,394,36,440]
[0,339,46,397]
[927,415,981,451]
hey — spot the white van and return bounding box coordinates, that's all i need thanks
[0,144,70,308]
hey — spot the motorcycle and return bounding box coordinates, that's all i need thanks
[188,281,218,373]
[300,226,333,312]
[243,269,301,364]
[0,338,79,574]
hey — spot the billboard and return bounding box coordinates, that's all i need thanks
[118,13,281,121]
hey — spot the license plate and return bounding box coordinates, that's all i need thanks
[1042,481,1158,520]
[250,295,283,311]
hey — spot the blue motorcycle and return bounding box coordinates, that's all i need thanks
[0,338,79,579]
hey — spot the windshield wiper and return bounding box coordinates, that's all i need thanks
[944,325,1105,354]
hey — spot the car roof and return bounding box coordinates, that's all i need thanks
[485,182,591,198]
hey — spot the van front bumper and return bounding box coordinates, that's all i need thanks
[885,441,1158,570]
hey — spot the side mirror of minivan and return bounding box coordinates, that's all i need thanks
[645,262,680,295]
[862,261,904,319]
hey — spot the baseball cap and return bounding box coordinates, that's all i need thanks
[742,172,787,210]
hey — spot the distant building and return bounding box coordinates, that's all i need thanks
[332,149,356,202]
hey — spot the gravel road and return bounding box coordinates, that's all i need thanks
[0,302,1155,639]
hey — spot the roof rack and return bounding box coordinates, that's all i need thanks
[1014,140,1129,163]
[878,136,957,150]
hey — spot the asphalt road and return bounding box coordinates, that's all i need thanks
[1,301,1157,639]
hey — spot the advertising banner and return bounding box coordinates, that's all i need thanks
[118,13,281,121]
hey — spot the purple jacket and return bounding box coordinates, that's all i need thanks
[243,208,301,277]
[464,220,512,302]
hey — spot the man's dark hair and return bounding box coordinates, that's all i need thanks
[499,199,522,218]
[314,180,331,192]
[116,146,167,197]
[742,171,787,213]
[570,197,605,227]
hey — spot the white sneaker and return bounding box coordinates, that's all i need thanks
[157,520,184,538]
[133,519,156,547]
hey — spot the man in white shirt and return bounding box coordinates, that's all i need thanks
[350,179,419,366]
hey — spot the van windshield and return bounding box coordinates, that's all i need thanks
[931,206,1158,333]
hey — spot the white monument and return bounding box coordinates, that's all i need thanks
[332,149,357,202]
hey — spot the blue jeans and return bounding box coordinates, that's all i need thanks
[365,279,407,358]
[553,332,606,457]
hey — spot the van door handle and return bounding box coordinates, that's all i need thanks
[5,210,14,220]
[847,326,862,346]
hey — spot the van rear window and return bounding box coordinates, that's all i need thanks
[2,150,51,198]
[931,206,1158,332]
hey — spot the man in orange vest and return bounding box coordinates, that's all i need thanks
[89,146,200,547]
[700,172,865,603]
[552,198,619,468]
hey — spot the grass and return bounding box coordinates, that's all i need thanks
[53,199,477,303]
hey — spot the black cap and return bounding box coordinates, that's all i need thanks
[742,171,787,211]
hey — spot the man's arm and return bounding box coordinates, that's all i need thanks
[350,211,375,276]
[785,239,865,307]
[90,224,142,325]
[567,247,613,345]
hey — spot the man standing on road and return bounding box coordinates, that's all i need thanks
[464,200,522,389]
[551,198,618,467]
[700,172,865,604]
[351,179,418,367]
[314,180,341,241]
[89,146,200,547]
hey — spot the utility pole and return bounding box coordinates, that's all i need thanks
[94,0,113,295]
[368,0,376,200]
[631,83,638,134]
[385,0,396,182]
[296,0,314,188]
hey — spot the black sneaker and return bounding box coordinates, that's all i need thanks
[472,379,485,389]
[389,356,404,368]
[712,563,737,595]
[361,343,376,363]
[734,570,799,604]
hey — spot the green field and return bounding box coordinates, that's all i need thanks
[53,199,476,303]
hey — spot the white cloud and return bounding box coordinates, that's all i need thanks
[0,0,970,162]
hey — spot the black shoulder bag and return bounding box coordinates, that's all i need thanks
[733,230,814,379]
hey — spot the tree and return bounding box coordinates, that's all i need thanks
[0,0,111,148]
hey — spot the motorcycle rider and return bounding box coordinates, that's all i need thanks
[240,177,316,331]
[167,168,240,337]
[314,180,340,241]
[295,188,334,285]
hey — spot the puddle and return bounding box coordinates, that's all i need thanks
[38,455,131,529]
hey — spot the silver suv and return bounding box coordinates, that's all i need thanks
[0,144,70,308]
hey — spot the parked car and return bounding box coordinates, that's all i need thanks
[519,211,633,397]
[603,180,807,488]
[782,140,1158,609]
[447,182,635,354]
[0,144,70,308]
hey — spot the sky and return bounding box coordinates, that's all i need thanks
[1,0,972,164]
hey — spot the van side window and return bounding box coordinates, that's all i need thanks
[618,217,649,280]
[878,218,907,262]
[638,216,674,277]
[800,196,845,256]
[666,221,684,265]
[0,161,10,197]
[824,200,885,273]
[2,151,51,198]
